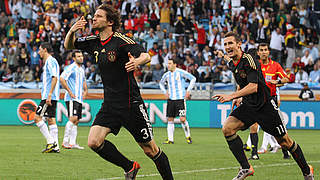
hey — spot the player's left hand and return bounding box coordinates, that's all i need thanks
[269,79,278,84]
[212,94,233,103]
[185,91,191,100]
[125,52,137,72]
[46,94,52,106]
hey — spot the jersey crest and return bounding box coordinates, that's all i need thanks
[107,51,116,62]
[239,70,247,78]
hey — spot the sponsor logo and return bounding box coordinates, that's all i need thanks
[17,99,37,124]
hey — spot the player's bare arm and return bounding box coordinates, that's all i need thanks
[46,76,58,106]
[82,80,88,100]
[213,83,257,103]
[60,77,76,99]
[269,77,289,85]
[231,85,242,111]
[64,16,87,50]
[125,52,150,72]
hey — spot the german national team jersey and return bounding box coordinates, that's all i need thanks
[159,68,196,100]
[228,52,270,110]
[260,59,288,96]
[74,32,145,104]
[41,55,60,100]
[61,62,86,103]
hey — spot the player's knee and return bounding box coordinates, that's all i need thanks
[222,125,233,136]
[87,139,101,149]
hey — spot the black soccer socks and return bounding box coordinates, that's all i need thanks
[226,134,250,169]
[91,140,133,172]
[289,142,310,175]
[250,133,258,155]
[152,148,174,180]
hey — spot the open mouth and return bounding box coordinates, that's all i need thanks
[226,49,233,56]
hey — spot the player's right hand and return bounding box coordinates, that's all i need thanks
[46,94,52,106]
[70,16,87,33]
[165,92,169,99]
[70,93,76,99]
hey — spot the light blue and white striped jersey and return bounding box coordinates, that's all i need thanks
[159,68,196,100]
[41,55,60,100]
[61,62,86,103]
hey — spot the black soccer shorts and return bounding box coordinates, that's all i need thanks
[167,99,186,117]
[92,101,153,143]
[66,101,82,119]
[230,98,286,137]
[36,100,57,118]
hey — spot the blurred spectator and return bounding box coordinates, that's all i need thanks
[33,65,41,82]
[299,83,314,101]
[304,60,314,75]
[20,0,32,20]
[18,48,29,68]
[0,12,8,26]
[26,40,40,70]
[308,64,320,83]
[301,49,313,65]
[152,63,164,83]
[193,22,206,52]
[295,67,308,84]
[159,2,170,32]
[13,66,23,83]
[285,68,295,83]
[155,25,164,49]
[221,65,232,83]
[304,42,319,62]
[211,67,221,84]
[21,66,33,82]
[2,68,13,82]
[292,57,305,74]
[144,28,158,51]
[142,65,152,83]
[188,64,199,82]
[269,28,284,64]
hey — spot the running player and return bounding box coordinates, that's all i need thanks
[64,4,173,180]
[159,59,196,144]
[34,42,60,153]
[60,50,88,150]
[214,32,314,180]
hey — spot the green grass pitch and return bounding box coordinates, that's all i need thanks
[0,126,319,180]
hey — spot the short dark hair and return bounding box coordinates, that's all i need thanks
[169,58,179,64]
[40,42,53,53]
[97,4,121,31]
[224,31,241,43]
[258,43,269,51]
[72,50,82,58]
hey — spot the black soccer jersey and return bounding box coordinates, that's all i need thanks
[74,32,145,105]
[228,52,271,110]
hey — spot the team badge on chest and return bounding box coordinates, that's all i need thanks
[107,51,116,62]
[239,70,247,78]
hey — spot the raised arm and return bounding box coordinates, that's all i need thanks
[64,16,87,50]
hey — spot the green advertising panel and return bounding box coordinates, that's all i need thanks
[1,99,210,127]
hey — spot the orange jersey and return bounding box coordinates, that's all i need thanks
[260,59,288,96]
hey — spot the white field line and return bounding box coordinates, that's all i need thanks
[96,160,320,180]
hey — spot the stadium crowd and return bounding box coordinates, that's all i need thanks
[0,0,320,88]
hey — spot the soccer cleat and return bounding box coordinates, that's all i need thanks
[42,143,57,153]
[70,144,84,150]
[248,154,259,160]
[257,148,267,154]
[163,139,174,144]
[232,165,254,180]
[283,154,291,159]
[124,161,141,180]
[243,144,251,151]
[62,142,71,149]
[270,146,280,153]
[50,148,60,153]
[186,137,192,144]
[304,165,314,180]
